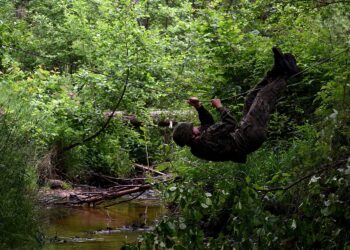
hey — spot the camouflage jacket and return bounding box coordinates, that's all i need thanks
[189,106,247,163]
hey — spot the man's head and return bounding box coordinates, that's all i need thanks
[173,122,197,147]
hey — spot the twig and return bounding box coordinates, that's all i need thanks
[91,172,166,181]
[103,190,147,208]
[134,164,167,176]
[108,184,151,188]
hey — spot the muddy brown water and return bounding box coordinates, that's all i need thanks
[43,199,165,250]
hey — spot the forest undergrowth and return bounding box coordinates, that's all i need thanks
[0,0,349,248]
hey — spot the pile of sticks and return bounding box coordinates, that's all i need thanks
[41,164,170,206]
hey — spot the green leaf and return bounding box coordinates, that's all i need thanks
[201,203,208,209]
[291,219,297,230]
[155,162,171,172]
[205,197,212,206]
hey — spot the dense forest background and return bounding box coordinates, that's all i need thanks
[0,0,349,249]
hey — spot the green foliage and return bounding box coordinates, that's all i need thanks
[127,124,349,249]
[0,78,40,248]
[121,1,350,249]
[1,0,350,248]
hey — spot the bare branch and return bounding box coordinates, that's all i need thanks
[54,184,151,205]
[134,164,167,176]
[103,190,147,208]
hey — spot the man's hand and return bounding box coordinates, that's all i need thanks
[211,98,223,109]
[187,97,202,108]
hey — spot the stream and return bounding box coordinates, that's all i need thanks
[42,199,165,250]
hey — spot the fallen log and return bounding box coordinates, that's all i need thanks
[54,184,151,206]
[39,165,171,206]
[91,171,168,183]
[103,110,194,128]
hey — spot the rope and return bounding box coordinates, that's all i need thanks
[217,47,350,102]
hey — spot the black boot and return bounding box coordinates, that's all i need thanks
[284,53,301,78]
[268,47,300,78]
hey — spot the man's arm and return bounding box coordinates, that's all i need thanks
[211,98,237,126]
[188,97,215,126]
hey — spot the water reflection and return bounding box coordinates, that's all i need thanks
[43,200,164,250]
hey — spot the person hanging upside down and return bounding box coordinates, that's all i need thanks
[172,47,301,163]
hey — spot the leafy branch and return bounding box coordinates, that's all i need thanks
[63,67,130,151]
[256,158,348,192]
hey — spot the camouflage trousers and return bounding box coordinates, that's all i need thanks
[231,76,287,154]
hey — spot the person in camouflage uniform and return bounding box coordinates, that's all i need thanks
[172,47,300,163]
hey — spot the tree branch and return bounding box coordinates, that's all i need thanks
[134,164,168,176]
[256,159,348,192]
[63,67,130,151]
[316,0,350,7]
[54,184,151,205]
[103,190,147,208]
